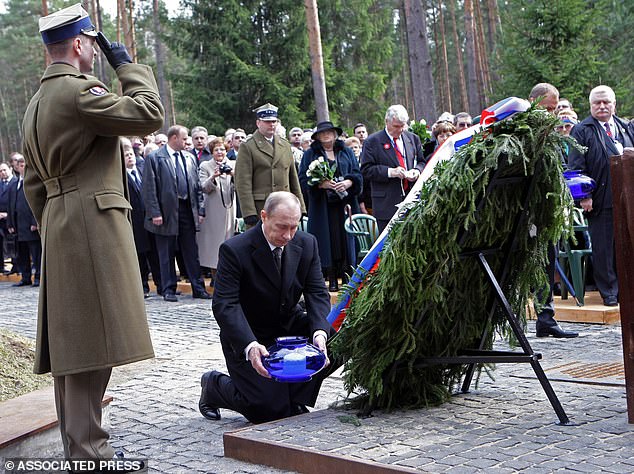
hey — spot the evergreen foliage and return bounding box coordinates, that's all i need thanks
[494,0,603,117]
[331,106,575,410]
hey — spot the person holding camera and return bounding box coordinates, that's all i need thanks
[21,3,163,462]
[197,137,236,286]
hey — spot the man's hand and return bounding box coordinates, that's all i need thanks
[580,197,593,213]
[248,343,271,378]
[152,216,163,226]
[405,169,420,182]
[96,32,132,70]
[313,334,330,368]
[0,212,6,220]
[30,225,38,232]
[8,227,15,234]
[198,215,205,224]
[388,167,406,179]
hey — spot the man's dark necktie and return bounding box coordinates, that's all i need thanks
[273,247,282,274]
[131,169,141,190]
[604,122,613,139]
[174,152,188,198]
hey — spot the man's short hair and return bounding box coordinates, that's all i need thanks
[529,83,559,101]
[385,105,409,123]
[167,125,187,139]
[353,123,366,133]
[589,85,616,104]
[264,191,301,216]
[191,126,208,136]
[289,127,303,136]
[453,112,472,126]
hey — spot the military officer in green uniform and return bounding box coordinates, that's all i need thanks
[235,103,306,228]
[22,3,164,462]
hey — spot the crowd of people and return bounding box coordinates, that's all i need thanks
[3,84,628,310]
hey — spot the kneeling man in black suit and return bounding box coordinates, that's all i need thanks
[199,191,332,423]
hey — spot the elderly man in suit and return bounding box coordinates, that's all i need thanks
[21,3,163,461]
[143,125,211,302]
[568,85,634,307]
[235,103,305,229]
[360,104,426,232]
[198,191,331,423]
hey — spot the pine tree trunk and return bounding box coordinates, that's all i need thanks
[127,0,137,62]
[153,0,170,131]
[304,0,329,122]
[437,1,452,112]
[430,3,444,111]
[473,0,489,106]
[404,0,437,121]
[463,0,480,114]
[486,0,501,84]
[448,0,468,113]
[91,0,106,82]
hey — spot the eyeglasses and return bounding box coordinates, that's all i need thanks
[456,122,470,129]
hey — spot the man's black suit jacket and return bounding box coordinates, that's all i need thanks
[127,169,149,254]
[142,146,203,236]
[212,222,332,357]
[568,115,634,213]
[360,129,426,221]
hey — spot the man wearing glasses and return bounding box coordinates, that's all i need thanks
[453,112,473,131]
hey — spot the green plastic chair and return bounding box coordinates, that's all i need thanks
[344,214,379,263]
[558,208,592,306]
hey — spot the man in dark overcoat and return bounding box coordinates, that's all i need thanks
[568,85,634,307]
[360,104,426,233]
[199,192,332,423]
[124,140,161,296]
[0,162,17,273]
[21,3,164,461]
[7,156,41,286]
[142,125,211,301]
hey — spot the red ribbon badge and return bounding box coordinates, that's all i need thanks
[383,143,391,150]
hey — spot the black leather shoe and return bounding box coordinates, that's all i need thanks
[328,280,339,292]
[603,296,618,307]
[536,324,579,338]
[163,293,178,302]
[13,281,31,287]
[193,291,211,299]
[290,404,310,416]
[199,371,221,420]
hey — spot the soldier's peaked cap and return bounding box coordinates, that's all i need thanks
[253,103,279,121]
[39,3,97,45]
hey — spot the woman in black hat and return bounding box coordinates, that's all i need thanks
[299,121,362,291]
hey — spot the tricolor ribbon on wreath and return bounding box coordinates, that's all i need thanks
[327,97,531,331]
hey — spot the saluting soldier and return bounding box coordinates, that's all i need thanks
[21,3,164,462]
[235,103,306,229]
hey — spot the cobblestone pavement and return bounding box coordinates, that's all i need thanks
[1,280,632,473]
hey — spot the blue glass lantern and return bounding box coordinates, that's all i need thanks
[564,170,596,201]
[262,337,327,383]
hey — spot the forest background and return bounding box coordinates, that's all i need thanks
[0,0,632,158]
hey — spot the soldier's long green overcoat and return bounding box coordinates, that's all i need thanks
[235,130,306,219]
[22,63,164,376]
